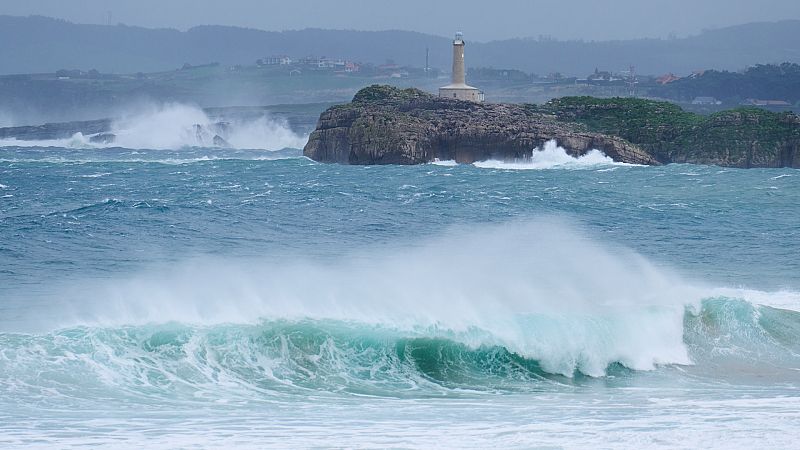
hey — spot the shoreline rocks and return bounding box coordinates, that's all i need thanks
[304,85,800,168]
[304,85,659,165]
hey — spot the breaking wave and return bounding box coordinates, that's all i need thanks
[0,103,308,151]
[474,140,635,170]
[0,133,97,149]
[430,159,459,166]
[2,299,798,403]
[3,217,798,403]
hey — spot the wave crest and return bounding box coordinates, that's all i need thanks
[0,103,309,151]
[2,298,799,404]
[42,218,696,379]
[474,140,634,170]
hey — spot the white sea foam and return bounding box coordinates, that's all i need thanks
[0,103,308,151]
[2,393,794,450]
[52,217,702,377]
[79,172,112,178]
[222,116,308,150]
[708,287,800,310]
[0,132,94,149]
[474,140,635,170]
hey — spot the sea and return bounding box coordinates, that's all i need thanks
[1,108,799,449]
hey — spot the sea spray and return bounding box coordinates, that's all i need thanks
[0,103,308,151]
[110,103,211,150]
[3,299,799,406]
[0,132,95,149]
[474,140,635,170]
[46,218,700,377]
[110,103,308,150]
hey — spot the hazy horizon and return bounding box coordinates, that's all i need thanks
[2,0,800,42]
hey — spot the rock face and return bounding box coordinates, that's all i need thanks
[304,85,660,165]
[542,96,800,169]
[673,110,800,168]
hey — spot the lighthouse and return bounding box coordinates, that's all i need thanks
[439,32,484,102]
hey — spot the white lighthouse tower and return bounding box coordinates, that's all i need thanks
[439,32,484,102]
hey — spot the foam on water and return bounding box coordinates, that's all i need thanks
[708,287,800,311]
[0,103,308,151]
[109,103,308,150]
[0,132,96,149]
[474,140,635,170]
[21,217,777,379]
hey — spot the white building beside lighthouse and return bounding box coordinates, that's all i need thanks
[439,32,484,102]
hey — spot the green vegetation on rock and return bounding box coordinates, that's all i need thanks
[352,85,430,105]
[536,96,800,167]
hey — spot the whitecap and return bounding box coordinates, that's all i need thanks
[473,140,637,170]
[0,103,309,151]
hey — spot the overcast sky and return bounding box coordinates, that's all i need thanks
[2,0,799,42]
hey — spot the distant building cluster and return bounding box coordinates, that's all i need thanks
[256,55,361,75]
[692,97,792,108]
[584,68,627,86]
[168,54,436,80]
[691,96,722,106]
[742,99,791,107]
[55,69,102,79]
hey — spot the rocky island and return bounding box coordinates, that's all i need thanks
[304,85,800,168]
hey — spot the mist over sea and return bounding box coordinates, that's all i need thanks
[1,117,799,448]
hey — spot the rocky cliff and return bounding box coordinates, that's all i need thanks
[305,85,800,168]
[304,85,659,165]
[535,97,800,168]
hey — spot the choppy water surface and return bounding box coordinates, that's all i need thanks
[1,143,799,448]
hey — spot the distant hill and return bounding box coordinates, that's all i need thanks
[655,63,800,105]
[1,15,800,76]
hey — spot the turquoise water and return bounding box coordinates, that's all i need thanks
[1,144,799,448]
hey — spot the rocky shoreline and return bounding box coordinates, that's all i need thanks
[304,85,658,165]
[304,85,800,168]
